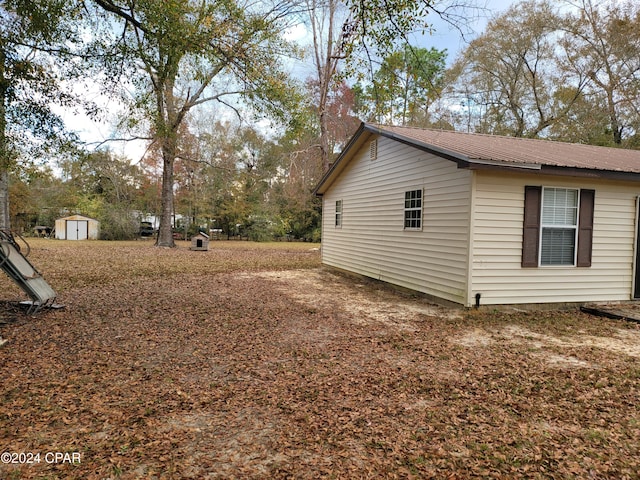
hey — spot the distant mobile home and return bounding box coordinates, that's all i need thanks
[55,215,100,240]
[315,123,640,307]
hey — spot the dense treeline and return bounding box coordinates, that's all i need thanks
[2,0,640,241]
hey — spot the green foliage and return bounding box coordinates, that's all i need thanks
[342,0,435,63]
[165,116,326,243]
[278,193,322,241]
[8,164,68,233]
[245,216,279,242]
[75,195,139,240]
[50,150,147,240]
[354,46,447,126]
[87,0,305,246]
[0,0,85,229]
[61,150,144,204]
[0,0,83,161]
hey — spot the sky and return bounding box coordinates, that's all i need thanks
[61,0,518,162]
[423,0,517,61]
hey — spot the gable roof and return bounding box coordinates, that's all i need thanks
[315,123,640,195]
[56,214,98,222]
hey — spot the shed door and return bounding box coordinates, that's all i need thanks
[66,220,88,240]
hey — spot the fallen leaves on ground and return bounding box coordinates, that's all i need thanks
[0,240,639,479]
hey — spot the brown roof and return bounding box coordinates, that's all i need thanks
[315,123,640,195]
[371,124,640,173]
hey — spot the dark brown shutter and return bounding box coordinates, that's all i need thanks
[522,186,542,267]
[577,189,595,267]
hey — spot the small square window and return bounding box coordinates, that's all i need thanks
[404,190,422,229]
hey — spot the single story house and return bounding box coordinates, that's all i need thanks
[315,123,640,307]
[55,214,100,240]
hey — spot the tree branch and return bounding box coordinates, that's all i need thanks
[91,0,147,32]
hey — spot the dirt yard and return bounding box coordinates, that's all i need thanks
[1,240,639,479]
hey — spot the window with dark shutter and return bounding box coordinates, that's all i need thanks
[522,186,595,268]
[577,189,595,267]
[522,186,542,267]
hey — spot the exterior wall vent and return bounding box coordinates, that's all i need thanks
[369,139,378,160]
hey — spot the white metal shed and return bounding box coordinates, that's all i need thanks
[55,215,100,240]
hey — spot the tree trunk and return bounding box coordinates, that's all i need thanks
[309,0,340,173]
[608,98,623,145]
[0,48,9,231]
[155,144,176,247]
[319,108,330,172]
[0,168,9,231]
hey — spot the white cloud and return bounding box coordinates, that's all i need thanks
[283,23,308,42]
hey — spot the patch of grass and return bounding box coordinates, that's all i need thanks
[584,429,609,445]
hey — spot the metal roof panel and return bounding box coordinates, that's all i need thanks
[374,124,640,173]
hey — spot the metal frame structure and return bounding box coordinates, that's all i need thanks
[0,230,57,314]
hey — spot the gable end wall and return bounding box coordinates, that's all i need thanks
[321,136,472,305]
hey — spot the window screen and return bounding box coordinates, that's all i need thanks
[540,188,578,265]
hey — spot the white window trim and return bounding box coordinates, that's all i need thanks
[404,188,423,231]
[335,200,343,228]
[539,186,580,267]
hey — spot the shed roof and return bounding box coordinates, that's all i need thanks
[56,214,98,222]
[315,123,640,195]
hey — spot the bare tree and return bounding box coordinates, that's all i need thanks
[449,0,589,137]
[559,0,640,145]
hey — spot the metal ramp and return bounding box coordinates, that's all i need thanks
[0,230,57,314]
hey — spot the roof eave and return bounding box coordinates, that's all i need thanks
[538,165,640,181]
[314,122,369,196]
[314,123,640,196]
[469,162,640,180]
[315,123,547,195]
[368,125,552,172]
[366,124,473,168]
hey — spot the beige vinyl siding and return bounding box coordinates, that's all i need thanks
[471,171,638,305]
[321,136,473,304]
